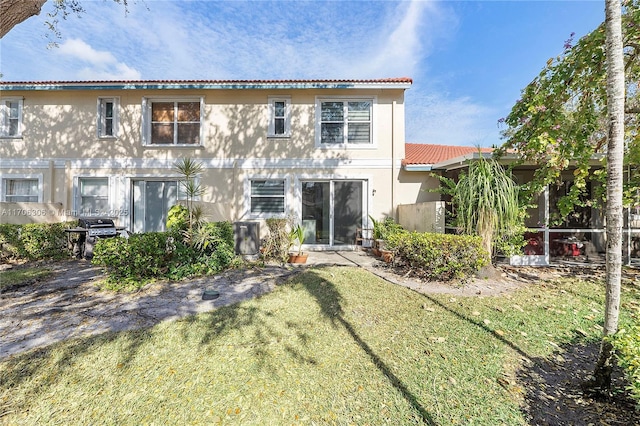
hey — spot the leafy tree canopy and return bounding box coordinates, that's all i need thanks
[498,0,640,220]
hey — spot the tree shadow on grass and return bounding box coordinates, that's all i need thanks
[0,328,152,418]
[368,264,640,425]
[516,339,638,425]
[298,269,437,425]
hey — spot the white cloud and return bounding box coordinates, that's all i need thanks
[360,1,431,77]
[57,38,141,80]
[58,39,117,65]
[406,90,500,147]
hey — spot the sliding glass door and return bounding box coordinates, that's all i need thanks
[301,180,364,247]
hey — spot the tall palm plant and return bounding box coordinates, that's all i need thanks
[173,158,205,239]
[447,153,523,258]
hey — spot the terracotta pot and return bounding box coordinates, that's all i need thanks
[380,249,393,263]
[288,253,308,264]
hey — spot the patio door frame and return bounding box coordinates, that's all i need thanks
[130,178,179,233]
[294,175,371,250]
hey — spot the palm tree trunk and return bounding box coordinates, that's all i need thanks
[589,0,625,395]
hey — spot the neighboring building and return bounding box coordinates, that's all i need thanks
[400,143,640,266]
[0,78,412,250]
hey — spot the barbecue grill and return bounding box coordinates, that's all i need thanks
[66,218,119,259]
[77,217,118,237]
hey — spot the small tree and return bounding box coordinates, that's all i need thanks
[588,0,625,397]
[440,153,524,258]
[173,158,205,243]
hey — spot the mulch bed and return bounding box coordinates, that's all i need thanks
[517,341,638,425]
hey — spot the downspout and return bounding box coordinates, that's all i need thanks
[48,160,54,203]
[391,99,396,219]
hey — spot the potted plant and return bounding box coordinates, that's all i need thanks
[288,224,308,264]
[369,215,383,256]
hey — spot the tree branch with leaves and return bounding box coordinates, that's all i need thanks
[497,0,639,221]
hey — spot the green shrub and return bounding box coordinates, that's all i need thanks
[93,221,237,290]
[21,222,73,260]
[92,232,175,284]
[0,223,26,260]
[0,222,75,261]
[610,324,640,408]
[386,231,489,281]
[370,216,404,240]
[166,204,189,232]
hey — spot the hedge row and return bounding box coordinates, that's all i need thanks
[385,230,489,281]
[92,221,236,289]
[0,222,75,261]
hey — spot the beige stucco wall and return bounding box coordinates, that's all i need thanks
[0,202,67,224]
[1,88,405,161]
[1,85,409,237]
[396,170,441,205]
[398,201,445,233]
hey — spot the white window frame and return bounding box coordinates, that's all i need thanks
[246,177,288,218]
[0,174,43,202]
[0,97,24,138]
[74,176,111,216]
[267,96,291,138]
[97,97,119,138]
[141,97,204,146]
[315,96,376,148]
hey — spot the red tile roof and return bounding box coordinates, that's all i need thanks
[0,77,412,87]
[403,143,493,166]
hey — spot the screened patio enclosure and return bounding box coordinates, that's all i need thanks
[510,184,640,267]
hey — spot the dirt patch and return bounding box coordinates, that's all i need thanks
[369,257,640,298]
[516,341,639,425]
[368,261,533,297]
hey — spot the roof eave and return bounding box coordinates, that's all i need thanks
[431,151,493,170]
[402,164,433,172]
[0,79,413,91]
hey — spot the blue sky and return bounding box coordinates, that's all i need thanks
[0,0,605,147]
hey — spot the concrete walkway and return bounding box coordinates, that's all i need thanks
[0,251,375,359]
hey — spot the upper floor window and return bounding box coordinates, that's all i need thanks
[97,97,119,138]
[249,179,286,216]
[1,176,41,202]
[268,96,291,137]
[0,98,23,138]
[316,98,373,146]
[142,98,203,146]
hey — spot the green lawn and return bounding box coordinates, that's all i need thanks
[0,266,53,292]
[1,266,637,425]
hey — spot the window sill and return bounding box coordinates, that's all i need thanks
[143,144,204,149]
[316,144,376,150]
[267,134,291,139]
[98,135,118,140]
[0,135,23,140]
[248,213,287,220]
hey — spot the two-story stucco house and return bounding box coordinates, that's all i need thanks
[0,78,414,250]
